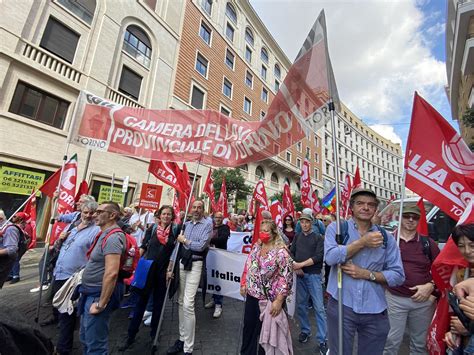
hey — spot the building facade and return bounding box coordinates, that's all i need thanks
[170,0,324,204]
[446,0,474,146]
[0,0,185,237]
[322,103,403,205]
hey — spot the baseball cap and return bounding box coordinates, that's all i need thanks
[402,206,421,216]
[302,208,313,215]
[350,187,377,199]
[299,213,313,222]
[15,212,30,221]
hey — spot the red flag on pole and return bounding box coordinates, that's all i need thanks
[148,160,183,193]
[282,182,295,219]
[270,200,283,229]
[353,166,362,189]
[252,180,269,211]
[74,180,89,203]
[217,176,228,218]
[39,168,61,198]
[427,201,473,354]
[300,158,313,208]
[23,191,37,249]
[405,92,474,220]
[203,169,217,213]
[341,173,352,217]
[172,191,181,224]
[50,155,78,245]
[311,190,321,214]
[416,198,429,236]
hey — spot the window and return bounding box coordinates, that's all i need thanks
[274,80,280,92]
[123,25,152,68]
[225,22,234,42]
[199,21,212,45]
[190,85,205,109]
[201,0,212,15]
[261,65,267,80]
[57,0,96,24]
[225,49,235,69]
[255,166,265,180]
[314,135,319,147]
[297,142,302,152]
[260,111,266,120]
[314,168,319,180]
[261,47,269,64]
[226,2,237,24]
[118,66,142,100]
[220,105,231,117]
[195,53,208,77]
[306,147,311,157]
[286,151,291,162]
[314,152,319,162]
[243,97,252,115]
[261,87,268,103]
[271,173,279,186]
[245,46,252,63]
[296,158,302,169]
[223,78,232,98]
[274,64,281,79]
[9,82,69,129]
[245,27,254,46]
[245,71,253,88]
[40,17,80,63]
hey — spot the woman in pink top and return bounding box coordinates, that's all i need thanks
[240,220,293,355]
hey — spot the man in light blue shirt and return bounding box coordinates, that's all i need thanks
[324,188,404,355]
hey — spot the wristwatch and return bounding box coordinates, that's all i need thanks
[369,271,376,282]
[95,302,106,311]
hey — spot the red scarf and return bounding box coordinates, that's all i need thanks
[156,224,170,245]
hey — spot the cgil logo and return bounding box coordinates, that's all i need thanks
[441,134,474,175]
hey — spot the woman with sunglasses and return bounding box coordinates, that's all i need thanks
[283,215,296,244]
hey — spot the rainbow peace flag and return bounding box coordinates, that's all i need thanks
[322,187,336,211]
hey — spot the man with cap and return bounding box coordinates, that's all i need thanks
[296,207,326,236]
[324,188,405,355]
[291,212,328,354]
[0,212,28,288]
[8,212,32,284]
[383,205,440,355]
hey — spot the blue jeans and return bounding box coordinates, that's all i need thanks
[80,295,114,355]
[213,294,223,305]
[296,273,327,343]
[9,257,20,278]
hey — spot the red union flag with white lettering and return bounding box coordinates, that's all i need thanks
[68,10,338,167]
[405,93,474,220]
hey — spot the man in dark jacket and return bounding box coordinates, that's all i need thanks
[291,213,328,354]
[205,211,230,318]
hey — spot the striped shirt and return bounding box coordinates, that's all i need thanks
[183,217,213,256]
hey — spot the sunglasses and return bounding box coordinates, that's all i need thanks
[402,214,420,221]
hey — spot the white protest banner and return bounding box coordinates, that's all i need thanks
[206,248,297,317]
[227,231,252,254]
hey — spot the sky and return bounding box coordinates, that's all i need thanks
[250,0,453,150]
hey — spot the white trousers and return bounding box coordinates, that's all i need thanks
[178,261,202,353]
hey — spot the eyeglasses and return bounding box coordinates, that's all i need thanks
[402,214,420,221]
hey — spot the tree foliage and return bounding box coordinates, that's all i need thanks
[462,108,474,128]
[212,168,252,202]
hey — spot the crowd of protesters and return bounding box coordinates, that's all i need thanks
[2,185,474,355]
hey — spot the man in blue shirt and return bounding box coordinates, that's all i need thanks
[324,188,404,355]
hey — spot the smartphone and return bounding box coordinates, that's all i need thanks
[447,291,471,330]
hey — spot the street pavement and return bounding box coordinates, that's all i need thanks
[0,249,410,354]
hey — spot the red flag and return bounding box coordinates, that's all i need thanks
[427,201,473,354]
[341,173,352,217]
[217,176,228,218]
[270,200,283,229]
[300,158,313,208]
[23,192,37,249]
[148,160,183,193]
[39,167,61,197]
[50,155,78,245]
[388,194,396,204]
[311,190,321,214]
[416,198,429,236]
[405,93,474,220]
[251,205,264,246]
[203,169,217,213]
[282,182,295,219]
[172,191,181,224]
[353,165,362,189]
[252,180,269,211]
[74,180,90,203]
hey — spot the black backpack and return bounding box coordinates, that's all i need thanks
[339,219,388,248]
[4,225,30,258]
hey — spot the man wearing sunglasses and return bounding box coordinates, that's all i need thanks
[384,205,440,355]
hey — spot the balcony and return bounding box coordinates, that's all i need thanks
[21,40,82,84]
[107,87,144,108]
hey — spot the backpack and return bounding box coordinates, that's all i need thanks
[419,235,433,263]
[2,225,30,258]
[339,220,388,248]
[314,219,326,236]
[87,228,140,280]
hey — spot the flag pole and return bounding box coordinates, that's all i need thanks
[0,191,36,231]
[396,170,407,246]
[110,173,115,200]
[34,149,71,323]
[151,159,202,353]
[82,149,92,181]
